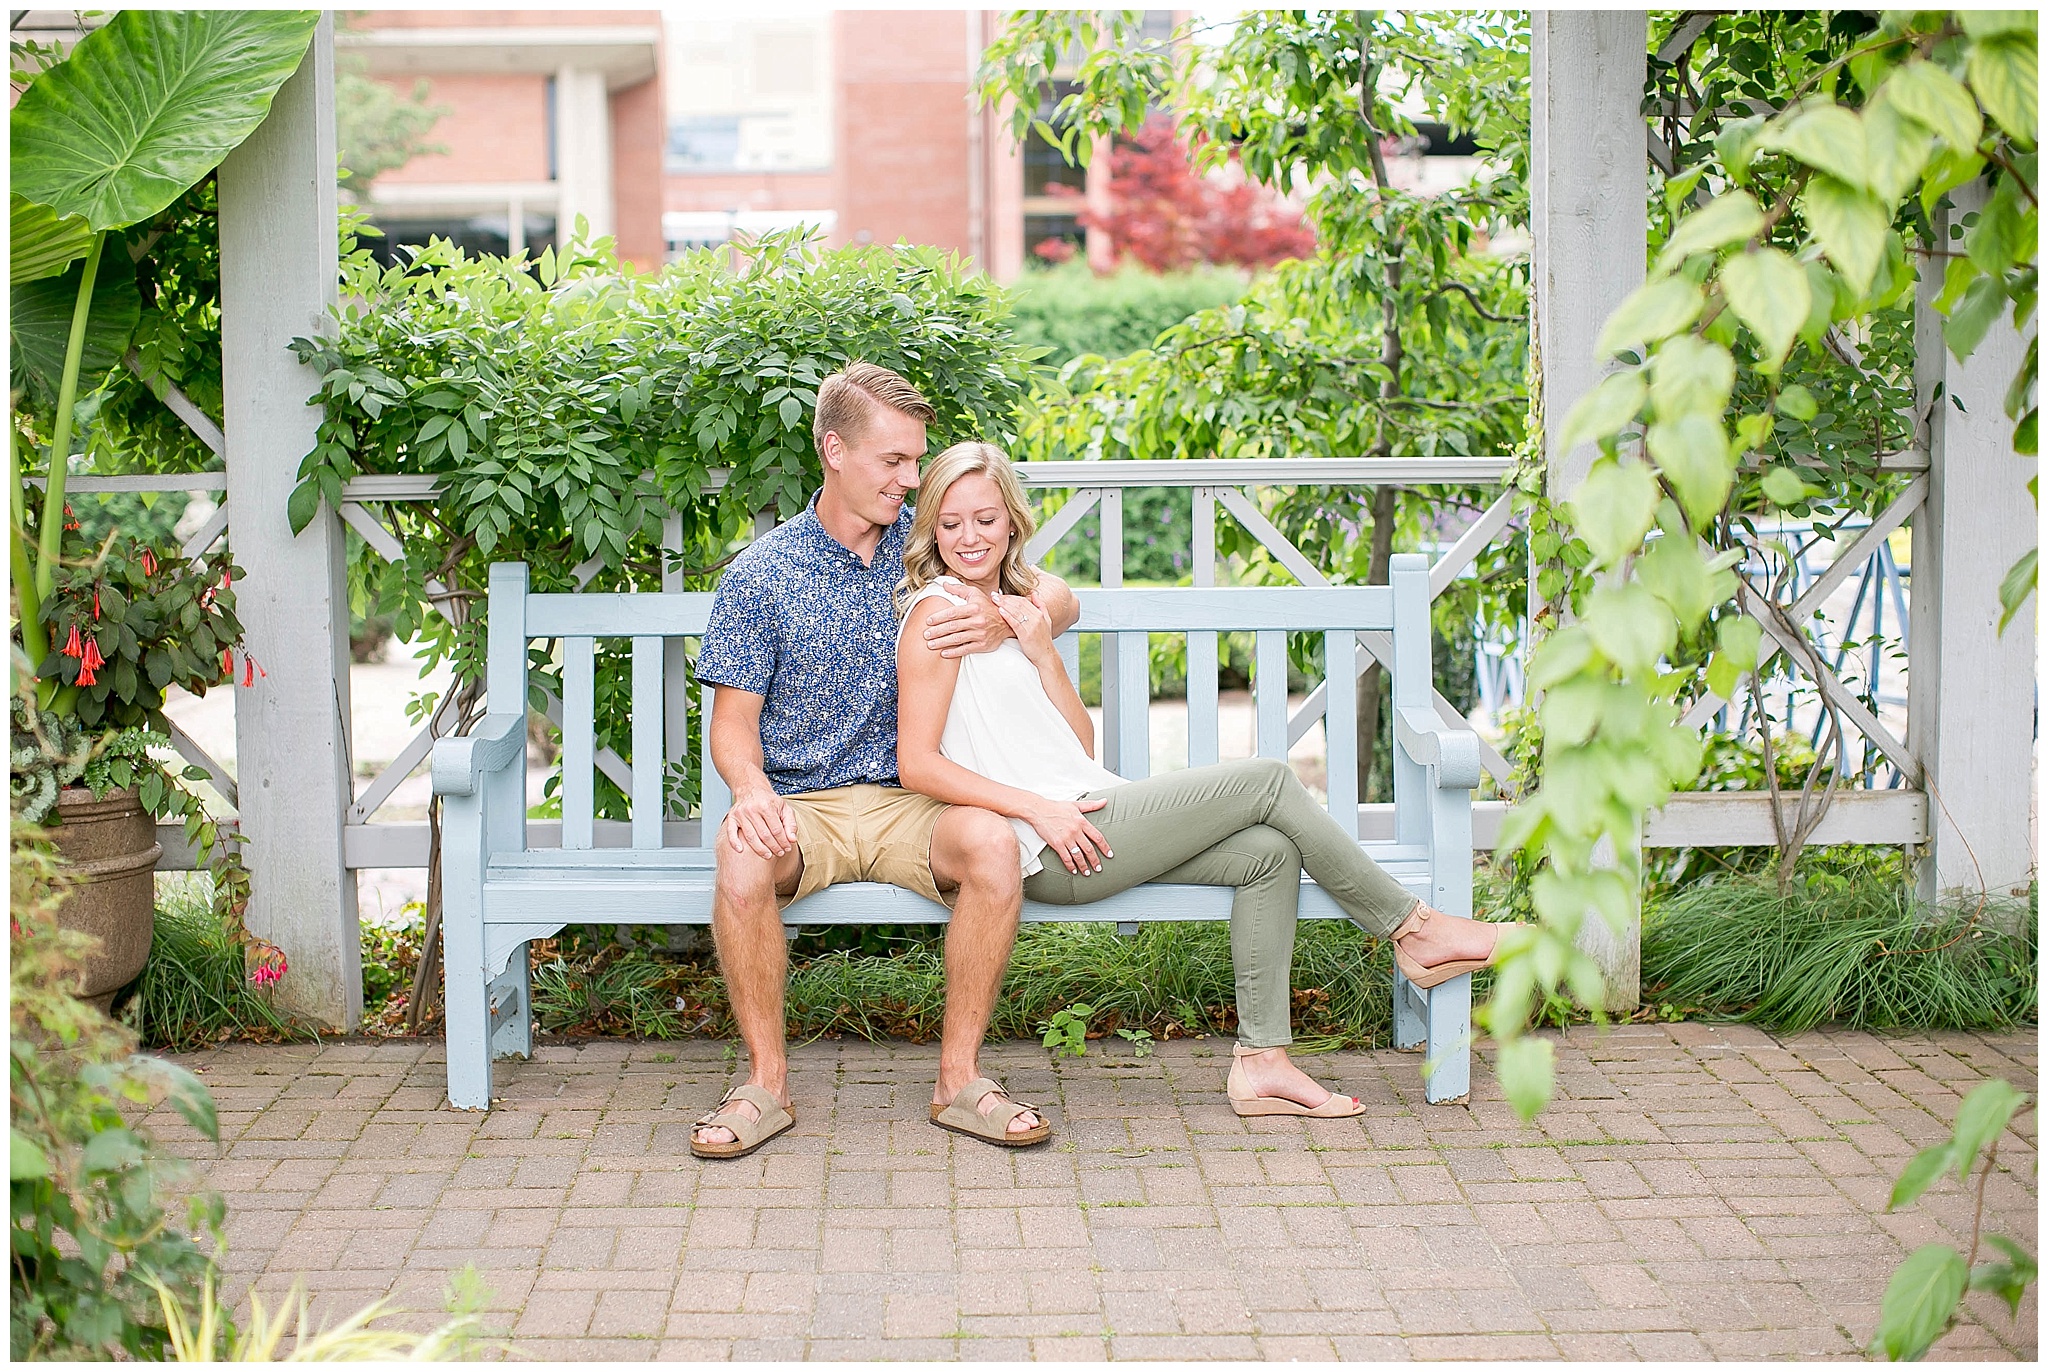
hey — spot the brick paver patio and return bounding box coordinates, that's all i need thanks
[145,1024,2037,1361]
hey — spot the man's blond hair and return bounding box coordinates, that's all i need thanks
[813,362,936,459]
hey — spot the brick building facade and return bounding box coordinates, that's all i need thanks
[347,8,1149,281]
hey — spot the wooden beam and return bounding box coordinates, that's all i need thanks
[1015,457,1513,487]
[217,17,361,1030]
[1909,185,2040,909]
[1534,9,1649,1013]
[1642,790,1926,847]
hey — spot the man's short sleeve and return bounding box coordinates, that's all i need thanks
[696,564,776,694]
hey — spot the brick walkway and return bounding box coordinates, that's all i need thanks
[146,1024,2037,1361]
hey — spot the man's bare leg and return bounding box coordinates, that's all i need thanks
[927,806,1040,1135]
[694,842,803,1148]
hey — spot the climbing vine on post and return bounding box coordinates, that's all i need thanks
[1496,9,2036,1112]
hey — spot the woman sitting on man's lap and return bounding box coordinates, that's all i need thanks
[893,441,1514,1116]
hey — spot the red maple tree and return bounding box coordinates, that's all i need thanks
[1050,117,1317,272]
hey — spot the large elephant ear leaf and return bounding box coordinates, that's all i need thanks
[9,194,96,284]
[9,9,320,231]
[9,249,142,408]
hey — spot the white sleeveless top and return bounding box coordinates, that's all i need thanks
[900,579,1126,875]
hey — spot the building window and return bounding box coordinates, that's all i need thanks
[668,115,741,170]
[1022,79,1084,201]
[664,17,832,173]
[367,210,559,267]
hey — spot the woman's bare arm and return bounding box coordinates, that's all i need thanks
[896,599,1055,819]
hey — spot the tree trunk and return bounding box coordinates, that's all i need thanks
[1352,15,1406,803]
[1355,484,1400,799]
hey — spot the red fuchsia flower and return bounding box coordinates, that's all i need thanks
[241,654,255,688]
[93,586,101,618]
[61,624,82,659]
[62,504,78,532]
[80,636,103,674]
[221,648,234,677]
[248,941,288,987]
[140,548,157,576]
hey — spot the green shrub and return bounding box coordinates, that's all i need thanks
[1008,260,1247,371]
[127,874,307,1051]
[1641,863,2037,1032]
[11,827,227,1360]
[360,902,427,1018]
[294,227,1044,824]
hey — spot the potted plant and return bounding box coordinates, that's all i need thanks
[9,10,318,1005]
[10,528,254,1007]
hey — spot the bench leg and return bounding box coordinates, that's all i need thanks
[441,793,493,1110]
[444,949,493,1110]
[1392,967,1427,1051]
[487,943,532,1061]
[1421,972,1472,1105]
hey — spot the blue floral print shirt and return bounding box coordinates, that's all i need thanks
[696,495,913,796]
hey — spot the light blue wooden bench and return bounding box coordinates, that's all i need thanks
[432,553,1482,1110]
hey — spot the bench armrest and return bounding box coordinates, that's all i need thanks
[1394,707,1481,791]
[431,712,526,797]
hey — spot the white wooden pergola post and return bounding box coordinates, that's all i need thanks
[219,15,362,1030]
[1531,10,1648,1012]
[1909,184,2039,918]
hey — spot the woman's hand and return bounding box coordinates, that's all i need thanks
[994,589,1058,668]
[1022,796,1112,874]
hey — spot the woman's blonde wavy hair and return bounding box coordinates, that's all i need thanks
[895,441,1040,617]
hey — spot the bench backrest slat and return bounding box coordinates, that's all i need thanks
[1187,630,1221,768]
[1114,631,1150,778]
[1391,554,1429,846]
[562,636,596,849]
[1255,630,1289,760]
[1324,630,1359,838]
[631,636,665,849]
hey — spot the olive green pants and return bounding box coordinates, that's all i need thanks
[1020,756,1420,1048]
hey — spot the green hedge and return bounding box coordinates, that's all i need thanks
[1009,261,1248,371]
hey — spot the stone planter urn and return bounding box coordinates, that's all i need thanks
[49,786,161,1010]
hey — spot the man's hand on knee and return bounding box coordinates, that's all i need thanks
[713,826,800,911]
[723,785,797,859]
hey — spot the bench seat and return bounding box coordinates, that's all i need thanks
[476,847,1433,947]
[435,554,1482,1111]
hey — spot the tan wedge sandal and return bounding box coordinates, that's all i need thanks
[1389,903,1523,990]
[1226,1045,1366,1118]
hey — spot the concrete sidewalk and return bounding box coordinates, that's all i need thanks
[146,1024,2037,1361]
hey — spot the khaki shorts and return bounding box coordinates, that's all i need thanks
[778,784,953,911]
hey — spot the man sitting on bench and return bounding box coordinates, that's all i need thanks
[689,362,1081,1159]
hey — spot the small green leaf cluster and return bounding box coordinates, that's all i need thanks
[1500,11,2038,1119]
[1041,1002,1096,1058]
[10,829,229,1360]
[1871,1077,2034,1360]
